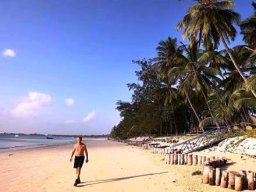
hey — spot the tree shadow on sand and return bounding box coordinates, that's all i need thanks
[76,171,168,187]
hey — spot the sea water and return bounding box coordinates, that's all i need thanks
[0,134,75,152]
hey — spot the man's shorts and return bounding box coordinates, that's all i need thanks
[74,156,85,168]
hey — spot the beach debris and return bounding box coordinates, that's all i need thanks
[8,154,13,157]
[191,170,202,176]
[218,137,256,157]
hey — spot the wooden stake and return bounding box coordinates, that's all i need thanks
[184,154,188,164]
[177,154,181,165]
[193,155,198,166]
[239,170,247,190]
[228,171,237,190]
[174,153,178,165]
[170,154,174,165]
[165,154,169,164]
[209,167,215,185]
[203,156,207,164]
[235,174,243,191]
[220,171,228,188]
[247,171,255,190]
[198,156,202,165]
[215,168,221,186]
[202,166,210,184]
[180,154,184,165]
[188,154,193,165]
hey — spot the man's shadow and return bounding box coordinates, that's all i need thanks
[76,171,168,187]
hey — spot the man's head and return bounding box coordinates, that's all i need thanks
[77,136,82,143]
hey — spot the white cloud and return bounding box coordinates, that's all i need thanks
[3,49,16,57]
[82,110,96,123]
[12,92,52,118]
[65,98,75,107]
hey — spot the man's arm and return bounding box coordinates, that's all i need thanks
[84,145,89,163]
[70,144,76,162]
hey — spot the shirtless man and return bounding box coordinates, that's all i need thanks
[70,136,89,186]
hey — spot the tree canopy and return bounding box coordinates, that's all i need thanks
[110,1,256,140]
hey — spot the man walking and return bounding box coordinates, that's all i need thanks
[70,136,89,186]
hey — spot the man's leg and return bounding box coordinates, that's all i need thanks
[77,167,81,179]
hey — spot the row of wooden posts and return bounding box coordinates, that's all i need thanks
[165,153,256,191]
[165,153,227,166]
[203,165,256,191]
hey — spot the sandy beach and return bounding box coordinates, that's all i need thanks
[0,139,255,192]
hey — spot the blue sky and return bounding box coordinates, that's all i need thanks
[0,0,254,135]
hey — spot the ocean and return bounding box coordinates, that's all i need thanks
[0,134,75,152]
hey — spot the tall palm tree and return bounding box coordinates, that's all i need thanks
[241,2,256,49]
[154,37,202,125]
[153,37,181,83]
[176,42,219,127]
[177,0,256,98]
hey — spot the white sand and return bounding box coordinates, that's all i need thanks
[1,139,255,192]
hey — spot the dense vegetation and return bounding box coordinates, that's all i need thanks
[110,0,256,140]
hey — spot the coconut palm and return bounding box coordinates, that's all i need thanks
[153,37,181,84]
[154,38,202,125]
[169,42,221,128]
[177,0,256,98]
[241,2,256,49]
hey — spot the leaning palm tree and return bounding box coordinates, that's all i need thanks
[154,38,202,125]
[178,42,221,127]
[177,0,256,98]
[240,2,256,49]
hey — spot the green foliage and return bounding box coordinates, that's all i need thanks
[110,1,256,140]
[240,2,256,48]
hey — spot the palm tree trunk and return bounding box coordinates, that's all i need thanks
[217,29,256,98]
[184,92,201,124]
[200,89,220,128]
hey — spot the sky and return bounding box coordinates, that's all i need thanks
[0,0,254,135]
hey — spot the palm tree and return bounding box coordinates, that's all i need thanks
[241,2,256,49]
[177,0,256,98]
[153,37,181,83]
[181,42,221,127]
[154,37,202,125]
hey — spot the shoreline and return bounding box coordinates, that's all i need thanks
[0,142,74,154]
[0,137,108,154]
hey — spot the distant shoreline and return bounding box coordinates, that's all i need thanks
[0,132,109,138]
[0,135,107,153]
